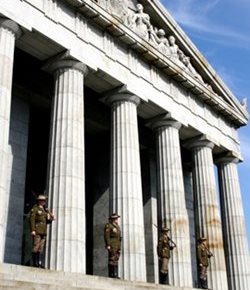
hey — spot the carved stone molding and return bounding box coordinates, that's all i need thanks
[63,0,248,127]
[96,0,211,88]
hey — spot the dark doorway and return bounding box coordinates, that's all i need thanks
[22,104,51,265]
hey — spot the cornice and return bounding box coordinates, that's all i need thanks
[63,0,248,127]
[141,0,248,119]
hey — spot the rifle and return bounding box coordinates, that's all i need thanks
[205,246,213,257]
[44,207,56,221]
[154,223,177,248]
[168,237,177,248]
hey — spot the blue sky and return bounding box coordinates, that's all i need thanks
[162,0,250,248]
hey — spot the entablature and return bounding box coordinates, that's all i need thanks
[0,0,243,156]
[64,0,248,127]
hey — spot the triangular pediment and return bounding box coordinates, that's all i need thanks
[66,0,248,126]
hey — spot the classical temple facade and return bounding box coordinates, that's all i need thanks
[0,0,249,289]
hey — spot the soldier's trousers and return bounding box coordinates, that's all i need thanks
[108,249,120,266]
[199,265,207,280]
[32,234,46,253]
[199,265,208,289]
[160,257,169,274]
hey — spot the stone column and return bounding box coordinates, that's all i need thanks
[152,115,192,287]
[143,151,159,283]
[217,155,250,290]
[0,18,21,262]
[46,57,88,273]
[188,137,228,290]
[107,91,146,281]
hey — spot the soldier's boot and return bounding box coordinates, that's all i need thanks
[108,265,114,278]
[203,279,209,289]
[160,272,168,285]
[201,279,208,289]
[165,273,169,285]
[114,266,120,279]
[37,252,45,269]
[199,279,204,289]
[32,252,39,267]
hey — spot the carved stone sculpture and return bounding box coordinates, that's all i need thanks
[96,0,211,88]
[241,97,247,110]
[106,0,131,23]
[97,0,135,24]
[153,29,170,55]
[148,25,158,46]
[130,3,151,41]
[168,35,180,61]
[182,55,204,83]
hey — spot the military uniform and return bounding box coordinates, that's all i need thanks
[197,237,213,289]
[104,213,121,278]
[157,228,175,284]
[30,195,54,268]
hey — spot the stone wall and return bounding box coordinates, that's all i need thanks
[4,97,29,264]
[0,263,200,290]
[0,0,242,155]
[183,168,197,287]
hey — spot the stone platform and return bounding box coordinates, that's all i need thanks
[0,263,198,290]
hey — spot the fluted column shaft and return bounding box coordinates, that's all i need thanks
[153,119,192,287]
[108,93,146,281]
[0,18,21,262]
[190,139,228,290]
[47,59,87,273]
[217,157,250,290]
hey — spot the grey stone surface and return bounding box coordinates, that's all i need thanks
[0,263,200,290]
[46,58,87,273]
[153,117,192,287]
[0,0,248,288]
[189,138,228,290]
[0,18,21,262]
[4,97,29,264]
[183,169,197,287]
[108,92,146,281]
[218,157,250,290]
[92,142,110,277]
[142,151,159,283]
[0,0,245,153]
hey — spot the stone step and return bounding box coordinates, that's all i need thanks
[0,263,197,290]
[0,280,105,290]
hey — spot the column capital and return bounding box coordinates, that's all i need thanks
[215,151,241,165]
[104,85,141,106]
[0,18,22,38]
[184,134,215,150]
[44,50,88,75]
[147,113,182,131]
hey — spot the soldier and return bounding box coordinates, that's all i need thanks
[30,194,55,268]
[157,227,176,284]
[104,213,121,278]
[197,237,213,289]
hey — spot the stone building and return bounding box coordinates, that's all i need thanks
[0,0,249,289]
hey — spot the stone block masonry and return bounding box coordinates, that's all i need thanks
[0,263,199,290]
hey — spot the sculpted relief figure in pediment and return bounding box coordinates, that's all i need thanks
[96,0,211,89]
[241,97,247,110]
[130,4,151,41]
[98,0,136,23]
[149,28,170,56]
[179,52,204,83]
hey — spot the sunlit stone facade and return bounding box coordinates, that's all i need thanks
[0,1,249,289]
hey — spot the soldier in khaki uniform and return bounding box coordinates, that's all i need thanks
[197,237,213,289]
[30,194,55,268]
[104,213,121,278]
[157,228,176,284]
